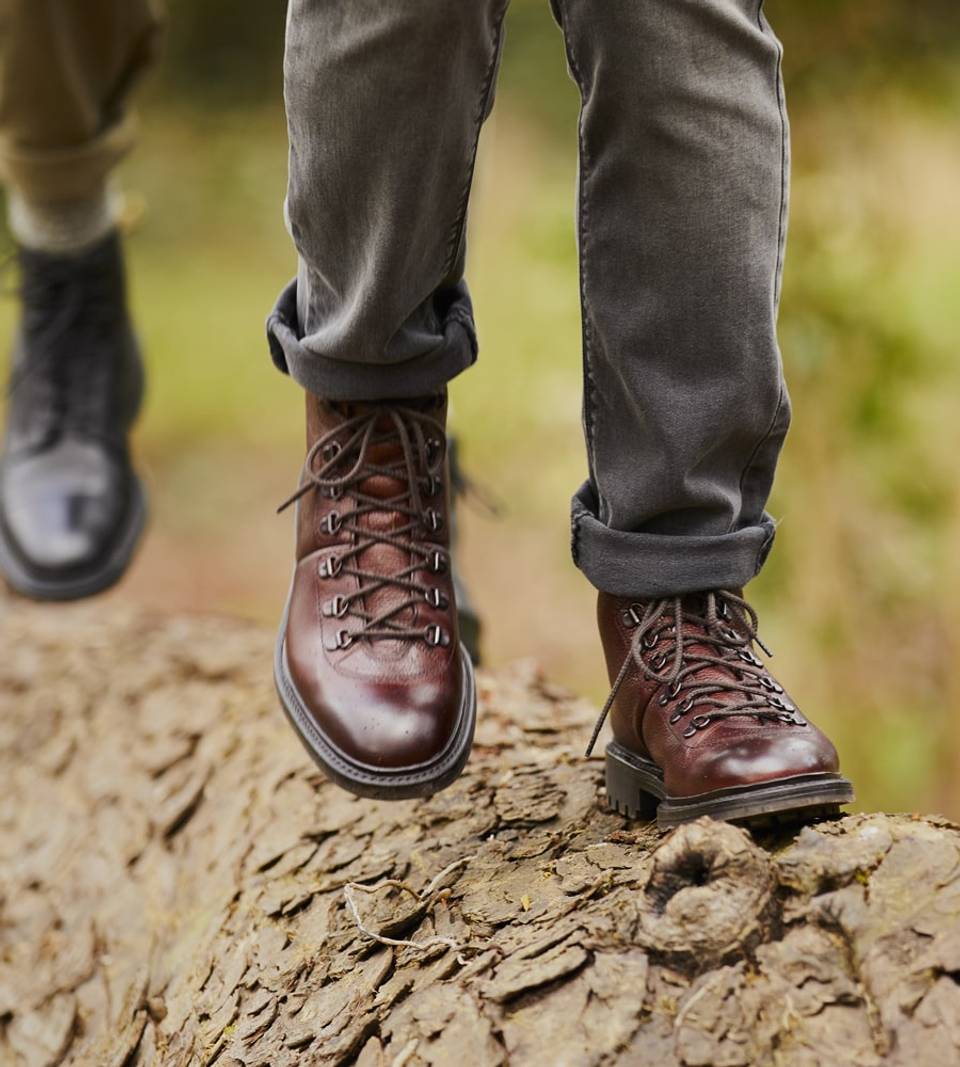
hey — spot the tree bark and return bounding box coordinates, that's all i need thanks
[2,605,959,1066]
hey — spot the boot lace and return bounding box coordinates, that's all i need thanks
[586,590,805,756]
[4,245,125,447]
[278,404,451,648]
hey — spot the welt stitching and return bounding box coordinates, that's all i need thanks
[441,1,510,281]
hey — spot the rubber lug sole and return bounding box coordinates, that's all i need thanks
[604,740,855,829]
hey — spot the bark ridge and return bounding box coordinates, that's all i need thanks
[2,606,959,1066]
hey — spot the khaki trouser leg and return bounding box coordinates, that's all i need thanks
[0,0,163,202]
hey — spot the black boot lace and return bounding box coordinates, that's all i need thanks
[586,590,806,756]
[278,404,452,648]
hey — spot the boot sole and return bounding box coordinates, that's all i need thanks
[0,475,148,603]
[274,601,477,801]
[604,740,855,829]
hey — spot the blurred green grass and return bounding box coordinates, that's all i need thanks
[3,0,960,818]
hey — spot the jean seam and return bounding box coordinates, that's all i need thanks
[762,1,789,309]
[733,1,789,537]
[570,511,581,566]
[753,521,777,578]
[441,1,509,281]
[556,6,603,525]
[736,382,785,527]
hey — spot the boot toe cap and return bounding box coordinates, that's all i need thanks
[285,637,468,774]
[688,726,840,795]
[1,443,130,577]
[325,679,464,771]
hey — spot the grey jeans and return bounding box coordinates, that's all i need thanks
[267,0,791,601]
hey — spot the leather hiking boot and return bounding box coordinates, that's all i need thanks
[591,590,854,828]
[274,391,476,800]
[0,233,146,601]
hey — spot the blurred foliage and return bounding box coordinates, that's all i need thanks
[156,0,960,110]
[155,0,284,105]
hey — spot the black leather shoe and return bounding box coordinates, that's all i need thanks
[0,233,147,600]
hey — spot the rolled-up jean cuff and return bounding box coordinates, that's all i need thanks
[266,279,478,401]
[571,481,777,599]
[0,114,139,203]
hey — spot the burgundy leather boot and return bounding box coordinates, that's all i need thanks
[591,590,853,827]
[274,391,476,799]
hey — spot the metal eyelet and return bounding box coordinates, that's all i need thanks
[321,440,342,462]
[424,588,448,610]
[424,624,449,648]
[424,509,444,533]
[322,595,349,618]
[658,694,670,707]
[720,626,741,643]
[759,676,783,693]
[650,652,669,671]
[422,475,442,497]
[321,484,344,501]
[668,678,683,699]
[319,555,342,579]
[325,627,353,651]
[767,695,795,712]
[738,649,762,667]
[670,697,694,723]
[642,629,660,649]
[716,599,729,619]
[321,511,342,535]
[683,714,711,738]
[428,551,448,574]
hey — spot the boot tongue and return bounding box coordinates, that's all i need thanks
[306,394,444,646]
[352,412,421,645]
[670,594,745,689]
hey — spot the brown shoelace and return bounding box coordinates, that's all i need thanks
[586,590,806,756]
[278,404,451,648]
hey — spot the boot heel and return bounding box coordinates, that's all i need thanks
[604,744,659,821]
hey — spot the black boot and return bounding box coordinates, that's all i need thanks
[0,232,147,600]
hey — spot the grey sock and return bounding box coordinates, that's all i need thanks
[8,185,119,255]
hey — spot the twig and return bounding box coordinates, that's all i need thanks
[342,858,470,957]
[390,1039,420,1067]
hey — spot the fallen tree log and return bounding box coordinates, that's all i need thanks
[2,604,959,1067]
